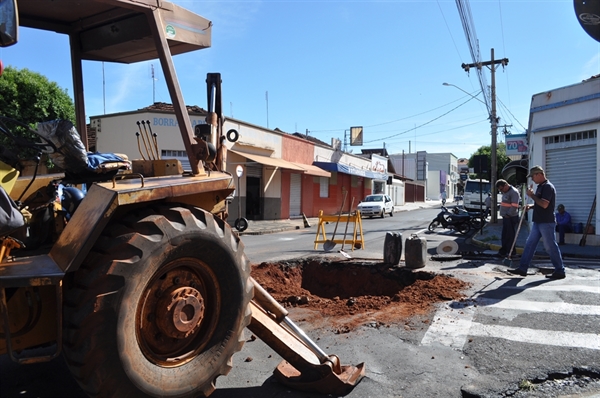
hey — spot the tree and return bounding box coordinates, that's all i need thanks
[468,142,510,182]
[0,66,75,156]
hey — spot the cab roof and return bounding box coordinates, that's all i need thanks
[17,0,211,63]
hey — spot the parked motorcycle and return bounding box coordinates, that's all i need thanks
[428,206,471,235]
[451,206,486,230]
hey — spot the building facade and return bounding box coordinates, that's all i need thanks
[89,104,391,221]
[527,75,599,237]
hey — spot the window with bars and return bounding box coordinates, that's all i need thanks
[319,177,329,198]
[161,150,187,157]
[544,130,597,145]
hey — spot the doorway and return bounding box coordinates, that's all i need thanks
[246,176,261,220]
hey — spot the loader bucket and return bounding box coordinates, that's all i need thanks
[274,355,365,395]
[248,278,365,395]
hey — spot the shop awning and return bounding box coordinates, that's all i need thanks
[292,162,331,178]
[313,161,388,180]
[229,150,305,171]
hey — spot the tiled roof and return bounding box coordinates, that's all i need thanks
[290,131,330,147]
[139,102,207,114]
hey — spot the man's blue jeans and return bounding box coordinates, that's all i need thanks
[518,222,565,274]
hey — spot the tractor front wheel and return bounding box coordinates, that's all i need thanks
[63,205,253,397]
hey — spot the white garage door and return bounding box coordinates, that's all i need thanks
[290,173,301,217]
[546,142,596,226]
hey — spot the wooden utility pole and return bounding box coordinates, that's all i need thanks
[461,48,508,224]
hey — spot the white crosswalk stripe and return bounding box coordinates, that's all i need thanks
[421,272,600,350]
[469,323,600,350]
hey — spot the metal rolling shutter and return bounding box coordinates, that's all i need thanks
[245,165,262,178]
[546,144,596,226]
[290,173,301,217]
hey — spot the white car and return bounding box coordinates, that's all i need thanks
[357,194,394,218]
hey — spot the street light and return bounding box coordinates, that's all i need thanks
[443,82,498,224]
[442,83,486,106]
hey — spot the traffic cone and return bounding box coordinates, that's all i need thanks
[302,213,311,228]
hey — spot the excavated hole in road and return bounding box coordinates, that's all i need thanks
[251,258,470,332]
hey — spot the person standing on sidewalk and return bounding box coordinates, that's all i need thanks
[508,166,566,279]
[496,179,520,257]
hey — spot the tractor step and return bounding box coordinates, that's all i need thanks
[0,254,64,287]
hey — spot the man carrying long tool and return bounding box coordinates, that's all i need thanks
[496,179,520,258]
[508,166,566,279]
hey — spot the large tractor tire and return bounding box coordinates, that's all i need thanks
[62,205,253,397]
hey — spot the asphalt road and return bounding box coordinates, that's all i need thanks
[1,208,599,398]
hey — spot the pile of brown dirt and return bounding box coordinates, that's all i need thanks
[251,259,470,332]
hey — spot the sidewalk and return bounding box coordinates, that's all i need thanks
[470,220,600,260]
[233,200,599,260]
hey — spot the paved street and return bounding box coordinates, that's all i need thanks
[1,201,598,397]
[217,203,600,397]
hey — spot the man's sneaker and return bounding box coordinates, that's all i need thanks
[508,268,527,277]
[545,273,566,280]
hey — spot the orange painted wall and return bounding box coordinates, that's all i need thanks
[280,133,372,218]
[282,134,314,163]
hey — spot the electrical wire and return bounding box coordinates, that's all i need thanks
[497,0,513,123]
[497,96,526,132]
[455,0,491,112]
[309,94,477,134]
[382,117,489,147]
[363,95,480,144]
[437,0,463,61]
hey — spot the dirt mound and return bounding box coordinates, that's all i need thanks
[251,259,469,331]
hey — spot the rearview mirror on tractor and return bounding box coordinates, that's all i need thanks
[0,0,18,48]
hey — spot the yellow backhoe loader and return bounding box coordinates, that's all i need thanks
[0,1,364,396]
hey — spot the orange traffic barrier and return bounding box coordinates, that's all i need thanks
[314,210,364,250]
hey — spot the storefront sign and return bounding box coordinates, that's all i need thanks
[505,134,528,156]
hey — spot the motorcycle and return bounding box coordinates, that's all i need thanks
[451,206,486,230]
[428,206,472,235]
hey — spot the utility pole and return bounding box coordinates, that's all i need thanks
[461,48,508,224]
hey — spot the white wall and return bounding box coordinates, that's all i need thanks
[387,179,405,206]
[426,170,441,200]
[91,112,206,160]
[528,77,599,235]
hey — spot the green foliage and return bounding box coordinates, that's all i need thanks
[0,66,75,124]
[0,66,75,159]
[468,142,510,181]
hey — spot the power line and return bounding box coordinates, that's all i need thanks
[363,95,480,144]
[455,0,491,112]
[388,118,488,144]
[497,96,526,131]
[437,0,463,61]
[309,93,479,134]
[496,0,513,127]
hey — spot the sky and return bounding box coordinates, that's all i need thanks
[1,0,599,160]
